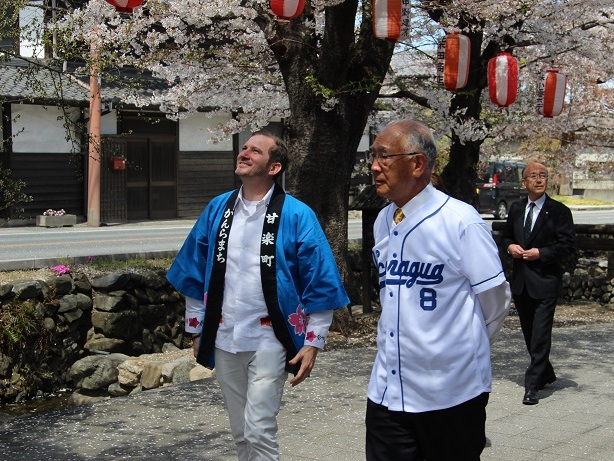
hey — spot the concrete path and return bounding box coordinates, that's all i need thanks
[0,323,612,461]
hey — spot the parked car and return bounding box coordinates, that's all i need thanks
[475,161,527,220]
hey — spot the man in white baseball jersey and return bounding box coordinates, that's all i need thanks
[365,120,511,461]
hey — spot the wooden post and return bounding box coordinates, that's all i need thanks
[87,41,101,227]
[361,210,378,314]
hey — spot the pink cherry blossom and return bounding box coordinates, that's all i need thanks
[288,305,307,336]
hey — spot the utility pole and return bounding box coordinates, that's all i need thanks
[87,40,101,227]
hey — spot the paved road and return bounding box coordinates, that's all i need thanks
[0,218,365,271]
[0,209,612,271]
[1,323,612,461]
[0,220,194,270]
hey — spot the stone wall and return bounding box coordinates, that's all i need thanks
[499,248,614,306]
[2,251,614,405]
[564,257,614,303]
[67,343,213,406]
[0,270,192,404]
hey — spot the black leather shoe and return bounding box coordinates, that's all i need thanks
[539,374,557,390]
[523,390,539,405]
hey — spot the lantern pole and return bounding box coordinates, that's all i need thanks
[87,36,101,227]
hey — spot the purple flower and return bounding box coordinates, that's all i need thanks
[50,265,71,275]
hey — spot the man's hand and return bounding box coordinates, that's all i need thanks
[288,345,319,387]
[508,244,525,258]
[508,244,540,261]
[521,247,540,261]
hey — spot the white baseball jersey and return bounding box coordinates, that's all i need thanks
[367,183,508,413]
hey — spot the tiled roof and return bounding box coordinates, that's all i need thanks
[378,49,436,97]
[390,49,435,77]
[1,51,437,111]
[0,59,169,106]
[0,59,89,104]
[70,65,170,104]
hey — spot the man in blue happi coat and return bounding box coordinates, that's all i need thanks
[167,131,349,461]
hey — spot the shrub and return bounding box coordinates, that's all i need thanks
[0,300,40,354]
[0,162,33,214]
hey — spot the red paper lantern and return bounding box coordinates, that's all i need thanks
[436,32,471,91]
[372,0,411,41]
[488,52,518,108]
[270,0,305,20]
[537,70,567,117]
[104,0,145,13]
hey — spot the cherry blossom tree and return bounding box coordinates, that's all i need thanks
[378,1,614,201]
[3,0,613,277]
[52,0,612,208]
[45,0,395,268]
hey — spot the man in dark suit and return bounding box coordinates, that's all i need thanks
[501,162,576,405]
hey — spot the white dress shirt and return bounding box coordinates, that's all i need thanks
[525,194,546,233]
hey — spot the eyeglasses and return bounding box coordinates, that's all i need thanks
[367,149,421,165]
[524,173,548,181]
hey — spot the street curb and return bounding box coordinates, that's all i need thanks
[0,250,179,272]
[566,205,614,210]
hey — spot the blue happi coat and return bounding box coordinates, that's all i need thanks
[167,185,349,372]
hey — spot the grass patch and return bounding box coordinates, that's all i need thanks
[86,257,173,272]
[552,196,613,206]
[0,257,175,284]
[348,241,362,253]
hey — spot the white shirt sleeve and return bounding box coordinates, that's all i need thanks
[462,222,508,294]
[304,310,334,349]
[477,282,511,344]
[184,296,205,334]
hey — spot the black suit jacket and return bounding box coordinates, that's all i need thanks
[501,195,576,298]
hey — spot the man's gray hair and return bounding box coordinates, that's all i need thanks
[387,120,438,170]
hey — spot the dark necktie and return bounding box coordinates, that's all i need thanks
[393,208,405,224]
[524,202,535,241]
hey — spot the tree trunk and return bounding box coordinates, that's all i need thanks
[441,25,486,205]
[444,136,482,205]
[259,2,395,285]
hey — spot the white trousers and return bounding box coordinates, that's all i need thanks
[215,348,288,461]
